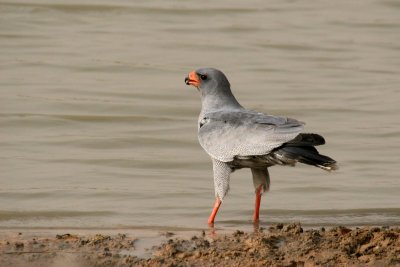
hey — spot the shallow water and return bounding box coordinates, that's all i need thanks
[1,0,400,230]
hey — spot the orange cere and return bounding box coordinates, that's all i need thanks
[186,71,200,87]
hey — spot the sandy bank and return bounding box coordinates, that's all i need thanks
[0,224,399,266]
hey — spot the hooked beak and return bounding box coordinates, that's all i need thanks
[185,71,200,88]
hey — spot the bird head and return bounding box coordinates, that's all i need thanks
[185,68,231,95]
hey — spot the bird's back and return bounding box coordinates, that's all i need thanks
[198,109,304,162]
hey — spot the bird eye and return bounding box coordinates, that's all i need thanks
[200,74,207,80]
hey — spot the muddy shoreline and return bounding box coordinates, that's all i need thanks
[0,224,399,267]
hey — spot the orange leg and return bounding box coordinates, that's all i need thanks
[207,198,222,224]
[253,185,263,222]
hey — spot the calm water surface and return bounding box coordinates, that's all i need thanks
[1,0,399,230]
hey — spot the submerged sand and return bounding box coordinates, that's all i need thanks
[0,224,399,267]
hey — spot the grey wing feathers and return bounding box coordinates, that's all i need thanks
[198,110,304,162]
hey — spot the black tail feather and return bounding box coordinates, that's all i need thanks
[286,133,325,146]
[273,134,338,171]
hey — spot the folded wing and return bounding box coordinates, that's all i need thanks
[198,110,304,162]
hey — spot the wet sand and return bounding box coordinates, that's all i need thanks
[0,224,399,267]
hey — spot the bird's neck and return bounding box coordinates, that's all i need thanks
[200,88,243,115]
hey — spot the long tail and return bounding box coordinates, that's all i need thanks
[273,133,338,171]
